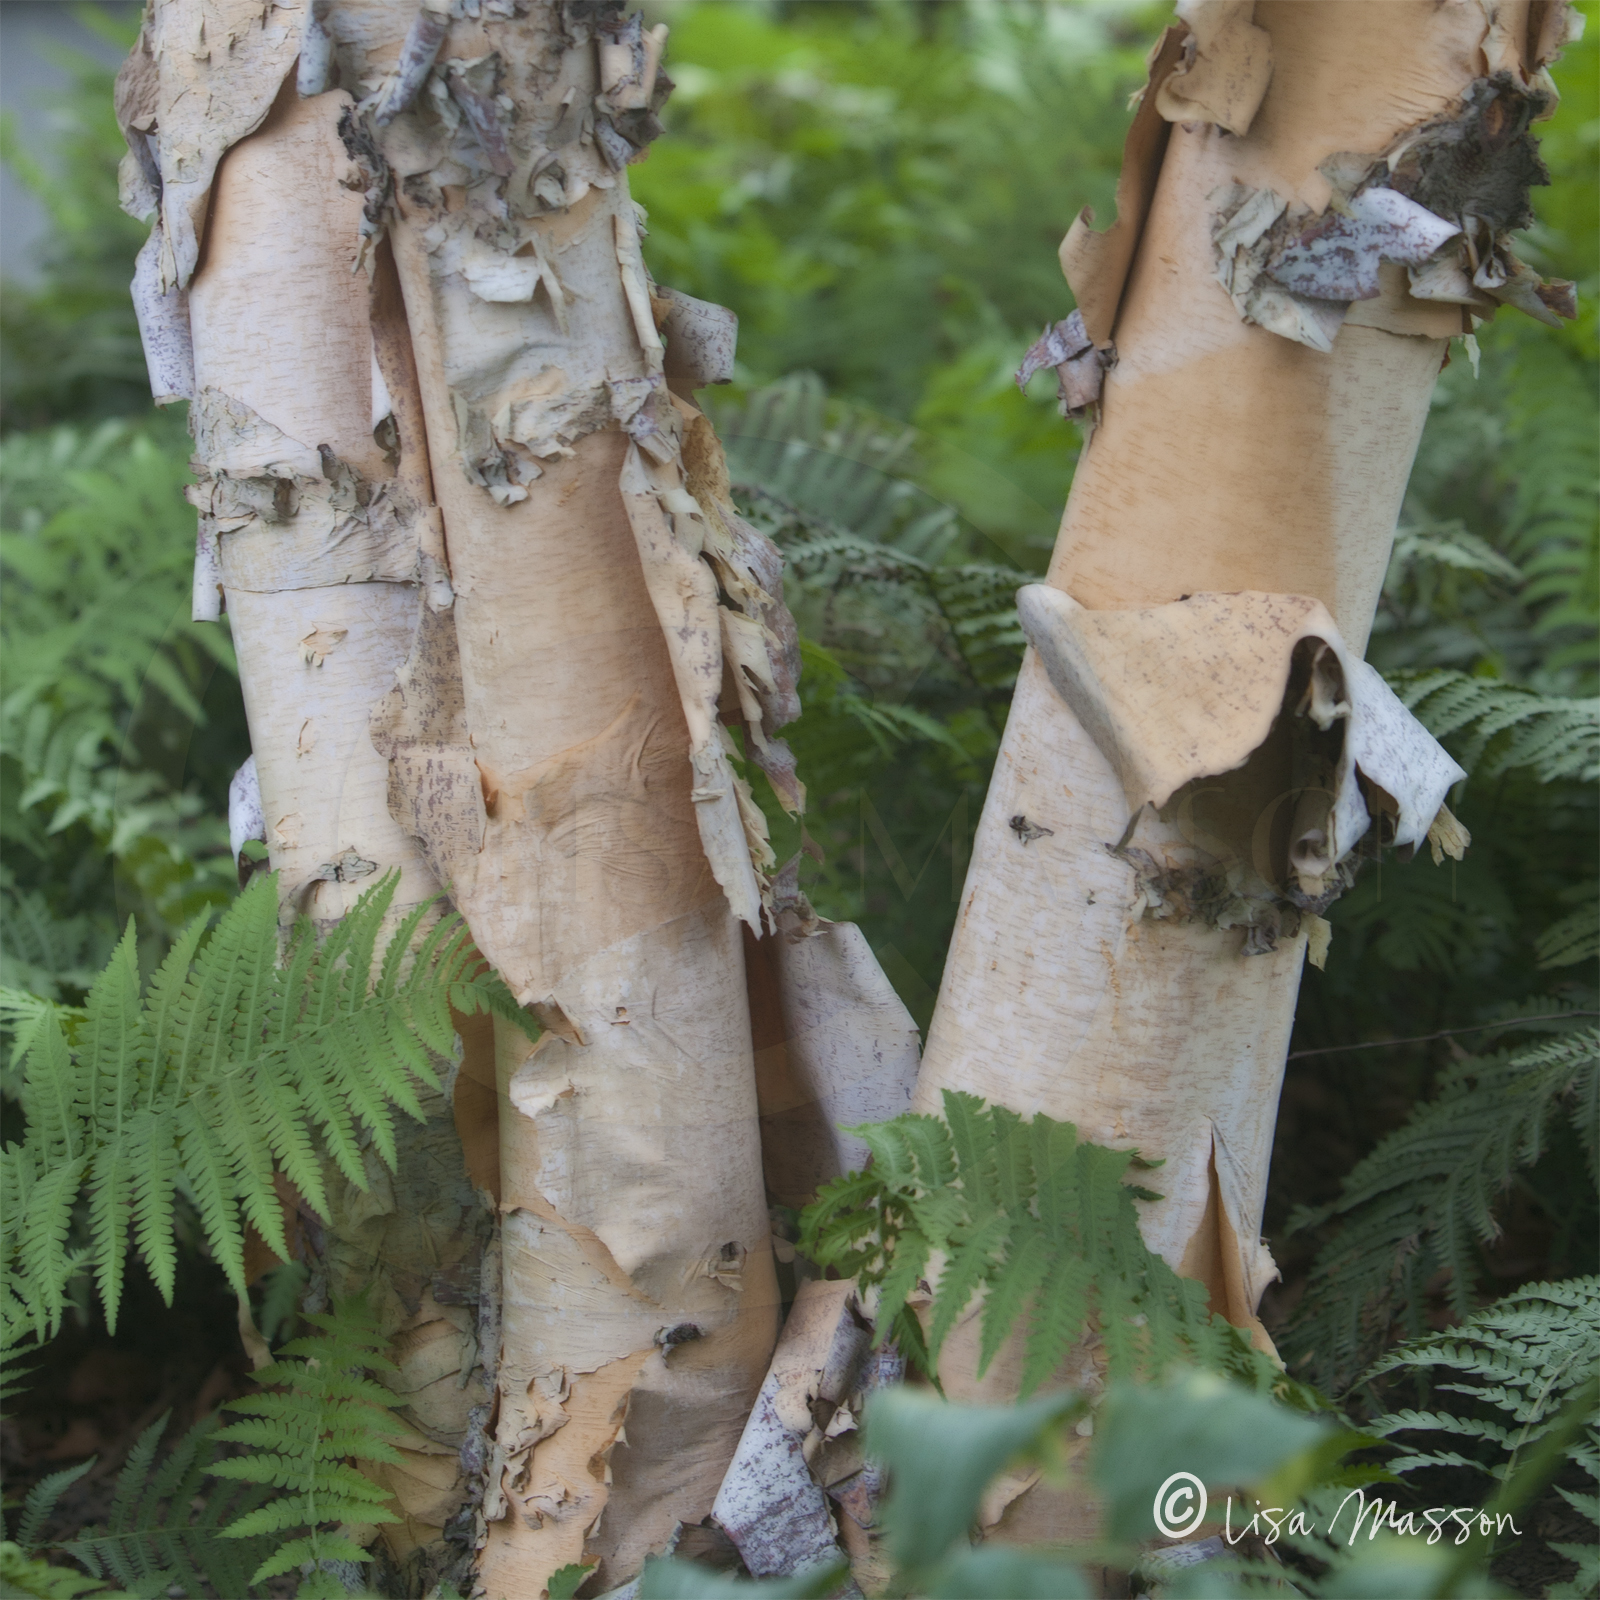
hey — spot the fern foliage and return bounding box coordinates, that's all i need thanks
[1285,1026,1598,1392]
[210,1298,408,1599]
[0,870,532,1342]
[777,521,1027,699]
[1392,669,1600,784]
[1363,1278,1600,1480]
[717,374,963,560]
[1364,1280,1600,1597]
[13,1413,274,1600]
[0,1543,113,1599]
[0,422,239,932]
[1539,904,1600,969]
[800,1091,1299,1400]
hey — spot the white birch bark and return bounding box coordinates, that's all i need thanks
[123,1,917,1586]
[911,0,1577,1539]
[118,27,504,1582]
[119,1,845,1590]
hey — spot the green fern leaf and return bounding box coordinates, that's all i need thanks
[872,1228,932,1339]
[2,870,519,1343]
[1363,1278,1599,1494]
[212,1297,408,1587]
[926,1209,1008,1360]
[801,1094,1288,1402]
[13,1413,272,1600]
[978,1228,1051,1377]
[1538,905,1600,969]
[1285,1028,1597,1389]
[15,1461,95,1551]
[0,1543,112,1598]
[1021,1254,1094,1396]
[1392,669,1600,783]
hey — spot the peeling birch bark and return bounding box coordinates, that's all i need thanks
[913,0,1571,1540]
[301,3,805,1589]
[183,90,435,929]
[126,2,895,1592]
[125,47,502,1586]
[746,881,922,1211]
[712,1278,899,1593]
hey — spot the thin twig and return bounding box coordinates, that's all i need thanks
[1287,1011,1599,1061]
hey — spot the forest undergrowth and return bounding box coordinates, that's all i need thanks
[0,3,1595,1596]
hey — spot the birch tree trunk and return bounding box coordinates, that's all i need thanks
[911,0,1578,1542]
[116,1,883,1592]
[121,36,517,1587]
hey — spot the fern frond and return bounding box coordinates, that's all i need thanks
[1392,669,1600,783]
[1284,1028,1598,1391]
[1363,1279,1600,1512]
[1,871,533,1343]
[799,1092,1293,1402]
[212,1298,408,1589]
[0,987,84,1092]
[30,1414,276,1600]
[0,422,239,945]
[1538,905,1600,969]
[14,1462,95,1552]
[0,1543,111,1598]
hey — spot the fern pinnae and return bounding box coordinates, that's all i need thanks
[127,1108,180,1306]
[103,1416,166,1579]
[331,872,395,1021]
[1287,1028,1598,1385]
[36,1413,275,1598]
[15,1460,95,1553]
[375,894,433,1001]
[80,924,141,1153]
[269,913,320,1053]
[4,872,527,1338]
[977,1227,1050,1378]
[1537,906,1599,970]
[175,1101,246,1292]
[22,1011,79,1164]
[871,1226,932,1342]
[925,1210,1007,1362]
[18,1156,86,1338]
[247,1055,327,1221]
[991,1103,1032,1215]
[1023,1255,1094,1396]
[290,1035,365,1190]
[208,877,279,1078]
[944,1087,998,1203]
[201,1070,288,1259]
[802,1096,1289,1403]
[326,1027,402,1172]
[1361,1277,1599,1559]
[186,879,270,1100]
[359,1001,437,1113]
[137,912,209,1114]
[903,1112,959,1193]
[211,1299,409,1595]
[1027,1125,1076,1257]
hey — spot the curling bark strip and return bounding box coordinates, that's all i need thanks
[912,0,1579,1543]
